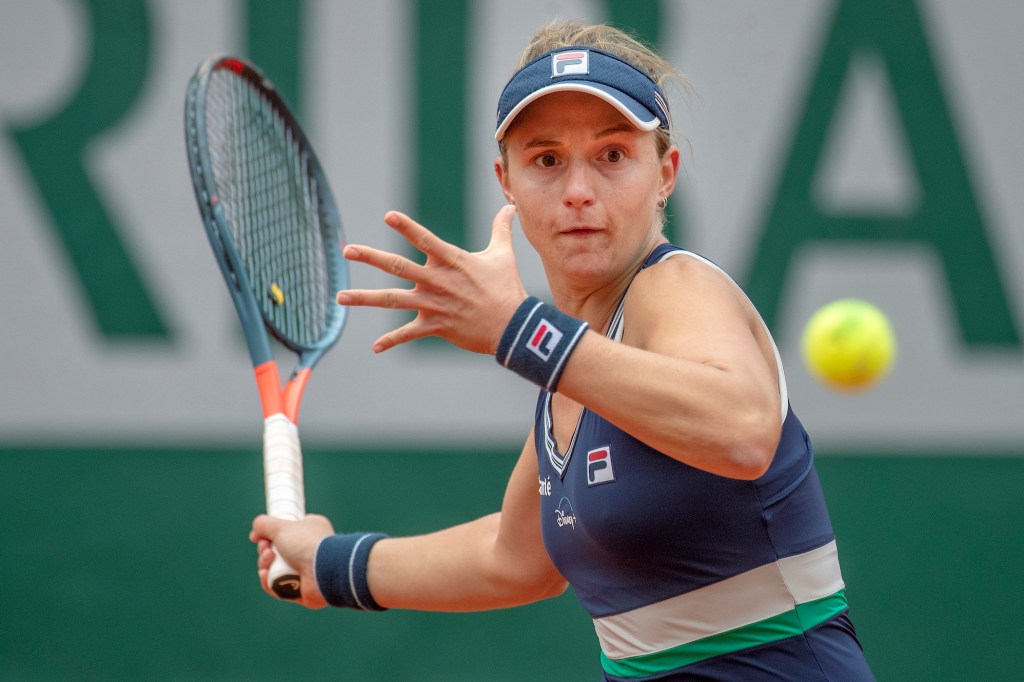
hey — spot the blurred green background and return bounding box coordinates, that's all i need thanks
[3,448,1022,680]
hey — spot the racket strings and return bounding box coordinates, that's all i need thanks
[205,69,337,349]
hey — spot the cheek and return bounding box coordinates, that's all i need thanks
[507,181,553,229]
[630,167,666,210]
[604,173,656,216]
[514,204,546,250]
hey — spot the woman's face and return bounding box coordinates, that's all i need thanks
[496,91,678,289]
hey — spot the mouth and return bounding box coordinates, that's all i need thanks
[560,225,601,235]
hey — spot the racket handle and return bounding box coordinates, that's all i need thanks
[267,551,302,600]
[263,414,306,600]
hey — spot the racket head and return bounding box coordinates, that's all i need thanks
[185,55,348,371]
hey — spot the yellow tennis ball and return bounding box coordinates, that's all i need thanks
[801,299,896,392]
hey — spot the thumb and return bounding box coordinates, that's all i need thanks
[250,514,283,542]
[487,204,517,251]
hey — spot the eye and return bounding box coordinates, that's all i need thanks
[606,148,624,163]
[536,153,557,168]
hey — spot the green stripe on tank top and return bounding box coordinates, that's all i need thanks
[600,589,849,678]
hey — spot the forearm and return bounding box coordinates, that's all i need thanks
[364,513,566,612]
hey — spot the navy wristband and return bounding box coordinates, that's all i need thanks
[496,297,588,392]
[314,532,389,611]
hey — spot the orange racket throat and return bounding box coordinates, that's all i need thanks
[254,361,312,423]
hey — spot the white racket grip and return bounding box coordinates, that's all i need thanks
[263,413,305,599]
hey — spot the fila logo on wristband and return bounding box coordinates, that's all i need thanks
[497,297,587,392]
[527,319,564,361]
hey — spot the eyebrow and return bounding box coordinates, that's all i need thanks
[597,123,638,138]
[520,123,639,151]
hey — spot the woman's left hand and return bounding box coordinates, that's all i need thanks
[337,204,527,355]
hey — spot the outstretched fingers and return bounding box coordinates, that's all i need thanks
[336,287,414,312]
[337,212,462,305]
[369,318,424,354]
[337,206,524,354]
[336,240,426,311]
[384,211,465,269]
[342,242,423,283]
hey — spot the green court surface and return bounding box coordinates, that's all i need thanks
[2,447,1021,680]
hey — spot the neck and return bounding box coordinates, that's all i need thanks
[550,282,625,335]
[549,237,665,333]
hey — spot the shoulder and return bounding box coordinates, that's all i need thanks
[628,249,743,312]
[621,250,757,348]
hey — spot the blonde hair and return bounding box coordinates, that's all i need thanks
[500,19,687,160]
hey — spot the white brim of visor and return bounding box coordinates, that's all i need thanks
[495,82,662,141]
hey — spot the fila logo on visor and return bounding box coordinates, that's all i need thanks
[527,319,563,361]
[552,50,589,77]
[587,446,615,486]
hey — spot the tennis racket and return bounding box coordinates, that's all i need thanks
[184,55,348,600]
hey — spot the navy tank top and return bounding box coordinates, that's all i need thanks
[533,244,873,680]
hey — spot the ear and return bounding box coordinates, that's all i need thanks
[658,145,681,203]
[494,155,514,204]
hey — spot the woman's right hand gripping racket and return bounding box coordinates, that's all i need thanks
[184,55,348,600]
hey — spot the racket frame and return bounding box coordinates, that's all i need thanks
[185,54,348,599]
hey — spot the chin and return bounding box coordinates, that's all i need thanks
[555,250,616,283]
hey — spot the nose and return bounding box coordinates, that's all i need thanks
[562,160,596,209]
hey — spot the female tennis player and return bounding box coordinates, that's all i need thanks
[251,20,875,680]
